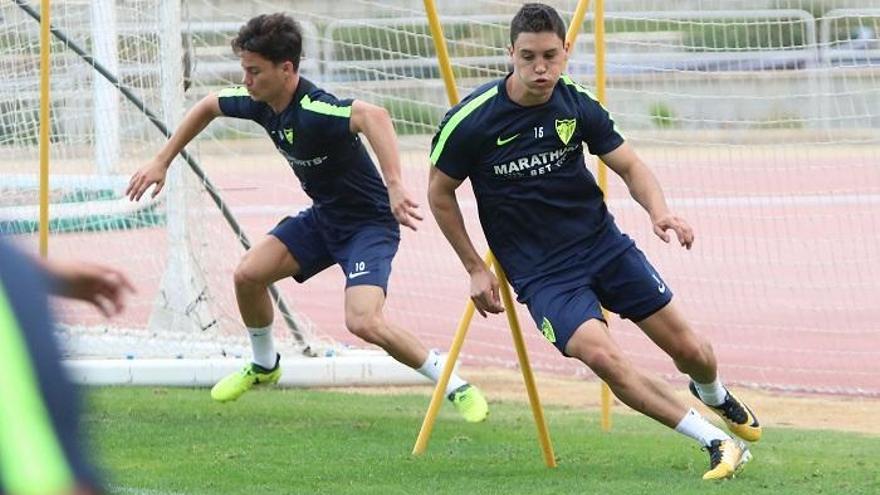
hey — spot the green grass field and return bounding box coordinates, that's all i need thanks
[85,387,880,495]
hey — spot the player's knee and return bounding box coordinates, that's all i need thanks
[233,259,265,290]
[345,312,384,343]
[582,349,629,385]
[672,337,714,373]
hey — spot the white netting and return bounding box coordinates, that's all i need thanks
[0,0,319,359]
[3,0,878,394]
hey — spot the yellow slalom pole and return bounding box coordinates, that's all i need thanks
[412,0,471,457]
[414,0,558,465]
[492,255,557,468]
[413,252,490,456]
[39,0,51,257]
[592,0,614,433]
[423,0,460,106]
[594,0,608,193]
[566,0,590,49]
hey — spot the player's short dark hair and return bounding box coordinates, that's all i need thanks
[232,13,303,70]
[510,3,566,46]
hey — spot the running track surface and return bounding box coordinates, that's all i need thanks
[44,141,880,396]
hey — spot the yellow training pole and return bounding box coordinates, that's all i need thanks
[413,251,489,456]
[423,0,460,106]
[417,0,582,465]
[592,0,614,433]
[594,0,608,194]
[493,255,557,468]
[566,0,590,49]
[416,0,555,465]
[412,0,469,457]
[39,0,51,257]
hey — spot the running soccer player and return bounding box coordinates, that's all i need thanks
[126,13,488,422]
[427,3,760,478]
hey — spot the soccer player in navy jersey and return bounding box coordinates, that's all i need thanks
[126,13,488,422]
[428,3,760,479]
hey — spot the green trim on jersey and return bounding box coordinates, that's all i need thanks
[218,87,250,98]
[560,75,626,139]
[430,86,499,165]
[0,284,74,494]
[560,74,600,100]
[300,94,352,118]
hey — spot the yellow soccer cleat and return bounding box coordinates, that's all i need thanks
[690,382,762,442]
[211,354,281,402]
[702,438,752,480]
[447,384,489,423]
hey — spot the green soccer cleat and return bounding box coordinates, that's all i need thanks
[211,354,281,403]
[447,384,489,423]
[689,381,762,442]
[702,438,752,480]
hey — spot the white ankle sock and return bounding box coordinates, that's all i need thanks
[693,377,727,406]
[417,349,467,396]
[247,325,276,369]
[675,408,729,447]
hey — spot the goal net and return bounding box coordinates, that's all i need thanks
[2,0,878,395]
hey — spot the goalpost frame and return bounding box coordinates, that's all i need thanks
[21,0,305,343]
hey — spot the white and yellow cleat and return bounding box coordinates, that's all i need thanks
[690,382,762,443]
[702,438,752,480]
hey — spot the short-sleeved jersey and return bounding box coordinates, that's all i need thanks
[430,74,633,293]
[218,78,395,236]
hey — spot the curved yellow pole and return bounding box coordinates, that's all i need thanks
[566,0,590,50]
[412,258,485,456]
[423,0,460,106]
[415,0,602,465]
[591,0,614,433]
[413,0,473,459]
[493,255,557,468]
[39,0,51,257]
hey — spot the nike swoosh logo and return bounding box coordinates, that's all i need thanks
[741,401,760,427]
[496,133,519,146]
[348,271,371,279]
[651,273,666,293]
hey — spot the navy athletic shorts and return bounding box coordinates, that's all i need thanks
[269,208,400,292]
[520,245,673,354]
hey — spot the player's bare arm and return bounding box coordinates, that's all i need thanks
[428,167,504,317]
[126,94,223,201]
[350,100,423,231]
[601,143,694,249]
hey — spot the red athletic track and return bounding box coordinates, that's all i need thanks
[45,143,880,396]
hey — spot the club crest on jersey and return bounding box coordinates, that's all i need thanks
[555,118,576,145]
[541,317,556,343]
[283,128,294,144]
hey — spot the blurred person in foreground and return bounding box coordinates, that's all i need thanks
[0,238,133,495]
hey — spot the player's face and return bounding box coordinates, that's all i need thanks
[509,31,569,100]
[239,50,293,102]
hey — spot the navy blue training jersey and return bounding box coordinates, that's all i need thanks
[218,78,395,235]
[430,74,633,293]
